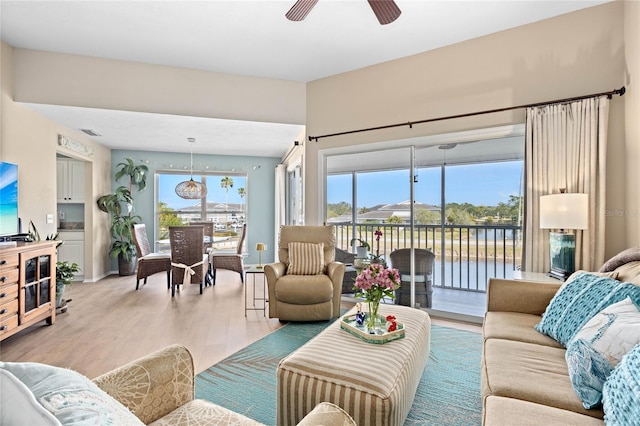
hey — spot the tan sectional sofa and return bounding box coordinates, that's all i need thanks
[1,344,355,425]
[481,260,640,425]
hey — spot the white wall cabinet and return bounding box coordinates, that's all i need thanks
[57,231,85,280]
[57,159,85,203]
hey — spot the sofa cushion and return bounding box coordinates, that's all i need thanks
[566,297,640,409]
[287,242,325,275]
[602,343,640,424]
[599,247,640,274]
[481,338,603,419]
[0,361,144,425]
[148,399,264,426]
[534,272,640,346]
[484,396,604,426]
[483,311,563,348]
[613,260,640,285]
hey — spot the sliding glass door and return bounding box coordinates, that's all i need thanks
[325,131,524,318]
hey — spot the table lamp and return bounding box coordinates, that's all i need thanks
[539,191,588,281]
[256,243,266,269]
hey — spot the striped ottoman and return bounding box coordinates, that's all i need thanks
[276,304,431,426]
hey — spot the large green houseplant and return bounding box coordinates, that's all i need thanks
[97,158,148,276]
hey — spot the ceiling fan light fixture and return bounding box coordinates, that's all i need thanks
[285,0,400,25]
[286,0,319,21]
[175,138,207,199]
[368,0,401,25]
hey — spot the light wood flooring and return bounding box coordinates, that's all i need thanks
[0,270,479,379]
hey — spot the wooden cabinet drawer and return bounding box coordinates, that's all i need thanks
[0,283,18,302]
[0,268,19,286]
[0,298,18,320]
[0,314,18,336]
[0,253,19,271]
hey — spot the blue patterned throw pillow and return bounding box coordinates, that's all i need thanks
[565,297,640,409]
[535,272,640,346]
[602,343,640,424]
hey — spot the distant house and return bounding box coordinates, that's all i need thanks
[175,202,245,225]
[327,200,440,224]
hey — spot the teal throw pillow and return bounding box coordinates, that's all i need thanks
[534,272,640,346]
[0,361,144,425]
[565,297,640,408]
[602,343,640,424]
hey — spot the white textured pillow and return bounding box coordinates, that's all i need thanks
[566,297,640,408]
[0,369,61,425]
[288,242,325,275]
[0,361,144,425]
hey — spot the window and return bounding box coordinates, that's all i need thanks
[156,172,247,252]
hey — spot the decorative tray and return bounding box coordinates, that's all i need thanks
[340,313,405,344]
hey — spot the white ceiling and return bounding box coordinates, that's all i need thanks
[1,0,608,158]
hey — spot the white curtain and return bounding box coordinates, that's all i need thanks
[274,164,287,252]
[524,96,609,272]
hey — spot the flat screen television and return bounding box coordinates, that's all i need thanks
[0,161,19,237]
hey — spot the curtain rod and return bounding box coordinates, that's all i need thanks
[308,86,626,142]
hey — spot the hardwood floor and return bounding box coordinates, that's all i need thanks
[0,269,479,379]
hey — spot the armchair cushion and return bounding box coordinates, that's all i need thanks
[287,242,325,275]
[275,274,334,305]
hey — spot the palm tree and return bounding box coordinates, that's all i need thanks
[220,176,234,223]
[238,187,246,213]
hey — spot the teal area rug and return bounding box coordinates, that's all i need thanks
[195,320,482,425]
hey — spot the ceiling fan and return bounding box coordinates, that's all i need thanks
[286,0,401,25]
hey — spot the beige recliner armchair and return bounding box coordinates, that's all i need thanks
[265,225,345,321]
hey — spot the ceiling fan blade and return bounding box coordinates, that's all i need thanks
[285,0,319,22]
[367,0,401,25]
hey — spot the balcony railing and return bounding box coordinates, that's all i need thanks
[333,222,522,292]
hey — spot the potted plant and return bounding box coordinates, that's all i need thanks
[350,237,370,259]
[97,158,148,276]
[56,261,79,310]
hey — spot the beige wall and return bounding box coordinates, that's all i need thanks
[13,49,306,126]
[624,0,640,247]
[1,42,112,281]
[305,1,632,258]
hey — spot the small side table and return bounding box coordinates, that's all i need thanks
[513,270,562,283]
[244,264,268,317]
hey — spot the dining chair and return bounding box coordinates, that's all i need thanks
[169,225,207,296]
[189,221,215,285]
[131,224,171,290]
[210,224,246,285]
[189,221,214,252]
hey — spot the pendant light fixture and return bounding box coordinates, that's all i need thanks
[175,138,208,199]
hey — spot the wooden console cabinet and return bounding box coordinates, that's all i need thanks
[0,241,57,341]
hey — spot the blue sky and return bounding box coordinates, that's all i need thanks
[328,161,523,207]
[159,174,247,210]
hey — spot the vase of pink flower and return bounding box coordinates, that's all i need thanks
[353,263,401,332]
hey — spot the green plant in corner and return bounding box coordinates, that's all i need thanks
[97,158,148,275]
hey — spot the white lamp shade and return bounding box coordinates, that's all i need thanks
[539,193,589,230]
